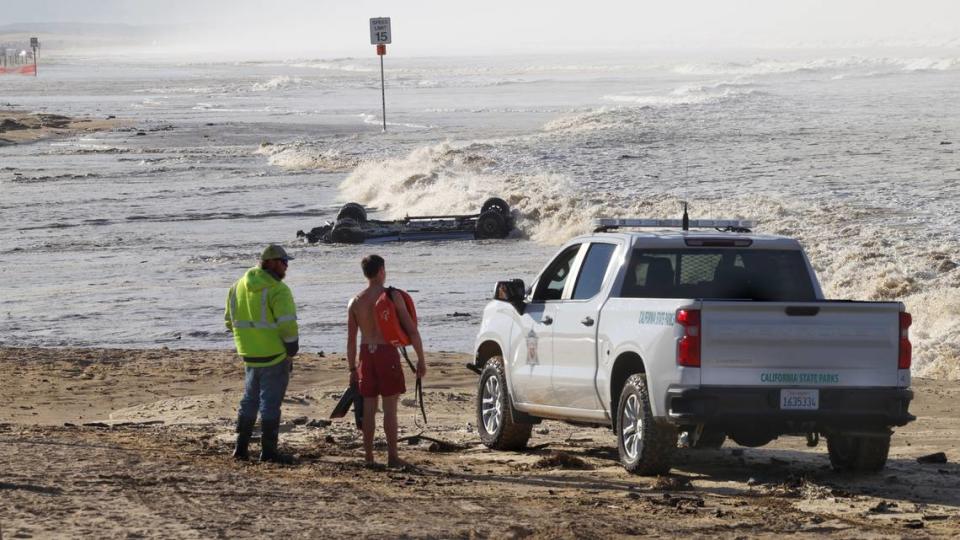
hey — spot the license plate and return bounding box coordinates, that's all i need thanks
[780,389,819,410]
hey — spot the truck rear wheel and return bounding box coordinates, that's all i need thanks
[481,197,510,216]
[475,211,508,239]
[477,356,532,450]
[827,433,890,473]
[330,218,365,244]
[617,374,676,475]
[336,202,367,224]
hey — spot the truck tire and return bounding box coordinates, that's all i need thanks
[616,374,676,475]
[330,218,365,244]
[475,211,508,239]
[827,433,890,473]
[336,202,367,224]
[476,356,532,451]
[481,197,510,216]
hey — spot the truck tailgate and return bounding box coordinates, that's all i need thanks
[700,301,901,387]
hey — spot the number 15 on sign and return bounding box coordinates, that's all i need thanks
[370,17,391,44]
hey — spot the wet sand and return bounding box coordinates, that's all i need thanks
[2,346,959,538]
[0,110,122,145]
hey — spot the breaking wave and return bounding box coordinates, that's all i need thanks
[251,75,307,92]
[254,141,359,172]
[603,80,760,106]
[671,56,960,77]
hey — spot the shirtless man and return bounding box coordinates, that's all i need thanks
[347,254,426,467]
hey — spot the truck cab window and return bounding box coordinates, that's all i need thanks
[571,243,617,300]
[533,244,582,301]
[620,249,815,301]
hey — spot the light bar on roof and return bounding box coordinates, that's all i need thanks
[593,218,756,229]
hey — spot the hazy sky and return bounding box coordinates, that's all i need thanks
[5,0,960,56]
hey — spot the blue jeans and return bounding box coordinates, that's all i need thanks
[238,359,290,422]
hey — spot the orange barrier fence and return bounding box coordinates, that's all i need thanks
[0,64,36,75]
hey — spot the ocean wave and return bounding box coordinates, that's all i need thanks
[546,81,759,132]
[672,56,960,77]
[356,113,436,130]
[603,85,760,107]
[254,141,360,172]
[251,75,307,92]
[288,59,375,73]
[542,107,636,134]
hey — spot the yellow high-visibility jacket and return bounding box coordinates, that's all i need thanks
[225,267,298,367]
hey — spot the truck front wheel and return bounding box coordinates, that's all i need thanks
[827,433,890,473]
[477,356,532,450]
[617,374,676,475]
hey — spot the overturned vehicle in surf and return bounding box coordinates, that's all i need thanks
[297,197,515,244]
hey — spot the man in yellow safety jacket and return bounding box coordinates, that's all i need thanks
[225,244,299,464]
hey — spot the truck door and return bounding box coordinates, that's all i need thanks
[550,242,618,410]
[511,243,583,406]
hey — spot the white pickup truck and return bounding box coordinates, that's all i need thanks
[471,218,915,475]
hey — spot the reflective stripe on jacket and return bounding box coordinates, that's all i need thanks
[225,267,299,368]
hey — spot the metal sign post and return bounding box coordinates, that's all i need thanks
[30,37,38,77]
[369,17,391,132]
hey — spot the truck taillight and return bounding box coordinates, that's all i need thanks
[899,312,912,370]
[676,309,701,367]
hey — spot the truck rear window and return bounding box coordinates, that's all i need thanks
[619,249,816,301]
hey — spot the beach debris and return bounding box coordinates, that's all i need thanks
[532,451,593,470]
[653,475,692,491]
[447,312,471,317]
[291,416,308,425]
[650,492,704,510]
[916,452,948,464]
[306,419,331,428]
[869,501,897,513]
[398,434,466,453]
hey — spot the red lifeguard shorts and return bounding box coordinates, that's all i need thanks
[359,344,406,398]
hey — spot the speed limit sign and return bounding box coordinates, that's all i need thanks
[369,17,391,44]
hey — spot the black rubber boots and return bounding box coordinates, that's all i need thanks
[232,415,256,460]
[259,418,294,464]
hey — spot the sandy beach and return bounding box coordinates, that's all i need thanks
[0,110,121,146]
[2,346,959,538]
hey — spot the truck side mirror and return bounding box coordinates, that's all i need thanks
[494,279,526,313]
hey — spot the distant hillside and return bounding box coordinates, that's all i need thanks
[0,22,182,52]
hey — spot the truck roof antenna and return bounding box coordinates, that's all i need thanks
[681,201,689,231]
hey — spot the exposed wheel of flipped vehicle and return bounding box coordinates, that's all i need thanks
[481,197,510,216]
[617,373,676,475]
[826,433,890,473]
[336,202,367,224]
[475,210,508,239]
[330,218,365,244]
[477,356,532,450]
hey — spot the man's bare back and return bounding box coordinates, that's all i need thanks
[350,285,385,345]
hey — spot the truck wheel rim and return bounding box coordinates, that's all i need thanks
[481,376,502,434]
[622,394,643,460]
